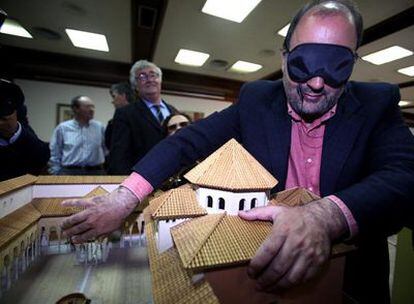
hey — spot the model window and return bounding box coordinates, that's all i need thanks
[251,198,257,209]
[207,196,213,208]
[219,198,225,210]
[239,199,245,210]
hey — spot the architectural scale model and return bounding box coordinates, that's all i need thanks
[0,175,144,300]
[145,138,353,304]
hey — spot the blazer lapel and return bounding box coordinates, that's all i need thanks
[320,86,367,196]
[264,84,291,191]
[136,99,162,131]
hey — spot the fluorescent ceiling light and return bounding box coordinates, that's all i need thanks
[361,46,413,65]
[0,19,32,38]
[65,29,109,52]
[229,60,262,73]
[398,65,414,77]
[277,23,290,37]
[399,100,412,107]
[175,49,210,66]
[202,0,262,23]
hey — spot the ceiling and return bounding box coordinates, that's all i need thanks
[0,0,413,111]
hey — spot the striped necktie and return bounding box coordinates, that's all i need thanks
[154,105,164,124]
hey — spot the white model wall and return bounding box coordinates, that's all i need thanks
[15,79,232,142]
[196,187,269,215]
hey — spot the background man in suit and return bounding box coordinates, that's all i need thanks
[107,60,176,175]
[62,1,414,302]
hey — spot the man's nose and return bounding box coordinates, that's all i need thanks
[306,76,325,91]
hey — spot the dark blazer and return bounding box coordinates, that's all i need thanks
[108,99,177,175]
[0,124,50,181]
[135,80,414,302]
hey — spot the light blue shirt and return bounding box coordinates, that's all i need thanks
[142,99,171,122]
[49,119,106,174]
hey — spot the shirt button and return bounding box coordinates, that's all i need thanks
[306,158,312,163]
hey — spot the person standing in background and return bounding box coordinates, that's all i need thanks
[107,60,177,175]
[0,79,50,181]
[49,95,106,175]
[105,82,135,150]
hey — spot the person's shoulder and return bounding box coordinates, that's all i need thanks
[90,120,104,127]
[116,101,140,116]
[347,81,398,100]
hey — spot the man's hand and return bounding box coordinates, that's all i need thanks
[238,198,348,292]
[61,186,139,243]
[0,111,18,139]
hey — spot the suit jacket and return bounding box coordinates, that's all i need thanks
[108,99,177,175]
[134,80,414,302]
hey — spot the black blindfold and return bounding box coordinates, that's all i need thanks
[287,43,356,88]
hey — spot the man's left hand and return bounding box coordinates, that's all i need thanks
[238,198,347,292]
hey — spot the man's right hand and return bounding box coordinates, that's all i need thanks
[61,186,139,243]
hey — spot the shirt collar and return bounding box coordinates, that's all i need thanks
[142,99,166,110]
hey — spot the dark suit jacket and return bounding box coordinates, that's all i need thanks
[134,80,414,302]
[107,99,177,174]
[0,124,50,181]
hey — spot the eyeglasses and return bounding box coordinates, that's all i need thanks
[135,71,160,82]
[167,121,189,132]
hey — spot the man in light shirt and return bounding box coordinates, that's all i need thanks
[49,95,106,175]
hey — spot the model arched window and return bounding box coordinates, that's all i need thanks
[239,199,245,211]
[219,198,225,210]
[251,198,257,209]
[207,196,213,208]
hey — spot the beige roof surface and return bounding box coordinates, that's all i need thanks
[0,174,37,196]
[149,186,207,220]
[172,213,272,270]
[145,219,219,304]
[35,175,126,184]
[31,198,83,217]
[184,138,278,191]
[0,203,42,249]
[269,187,320,207]
[83,186,109,197]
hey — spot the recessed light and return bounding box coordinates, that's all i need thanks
[398,65,414,77]
[229,60,262,73]
[0,19,32,38]
[361,46,413,65]
[399,100,412,107]
[65,28,109,52]
[201,0,262,23]
[175,49,210,67]
[277,23,290,37]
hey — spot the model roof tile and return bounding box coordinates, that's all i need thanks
[172,213,271,270]
[31,198,83,217]
[269,187,320,207]
[35,175,126,184]
[150,186,207,220]
[184,138,278,191]
[145,219,219,304]
[0,174,37,196]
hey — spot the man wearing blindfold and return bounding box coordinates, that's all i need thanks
[61,0,413,302]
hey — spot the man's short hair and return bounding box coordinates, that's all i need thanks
[110,82,135,103]
[283,0,363,51]
[129,60,163,91]
[71,95,85,109]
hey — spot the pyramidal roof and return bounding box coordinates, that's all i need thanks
[171,213,272,270]
[269,187,320,207]
[184,138,278,191]
[149,185,207,220]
